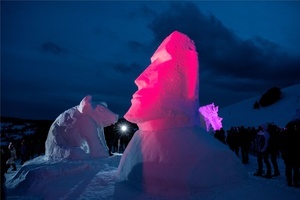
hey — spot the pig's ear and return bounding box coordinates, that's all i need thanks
[99,102,108,107]
[78,95,92,113]
[95,104,109,113]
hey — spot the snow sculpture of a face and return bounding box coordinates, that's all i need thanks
[124,31,199,127]
[118,31,247,197]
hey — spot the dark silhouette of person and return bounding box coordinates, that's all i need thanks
[214,128,226,144]
[226,127,240,157]
[20,140,27,165]
[280,121,300,187]
[104,124,115,156]
[239,126,251,164]
[254,125,272,178]
[27,140,35,160]
[1,147,10,200]
[267,124,280,176]
[36,139,44,156]
[6,142,17,172]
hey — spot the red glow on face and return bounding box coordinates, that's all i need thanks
[124,62,161,123]
[124,31,199,125]
[120,32,227,196]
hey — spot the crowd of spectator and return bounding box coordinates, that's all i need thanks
[214,122,300,188]
[1,119,298,192]
[1,138,44,171]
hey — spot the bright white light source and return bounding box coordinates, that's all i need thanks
[121,125,127,132]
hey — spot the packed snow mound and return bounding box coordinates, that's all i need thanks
[118,31,248,196]
[118,126,247,196]
[5,155,121,198]
[45,95,118,161]
[5,155,300,200]
[219,84,300,130]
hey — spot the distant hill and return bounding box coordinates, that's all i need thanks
[0,117,53,147]
[219,84,300,130]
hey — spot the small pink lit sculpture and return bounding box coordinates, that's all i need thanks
[45,95,118,161]
[199,103,223,132]
[117,31,246,196]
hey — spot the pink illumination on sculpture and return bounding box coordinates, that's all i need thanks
[199,103,223,132]
[118,31,246,197]
[125,31,199,127]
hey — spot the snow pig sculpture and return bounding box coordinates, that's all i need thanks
[45,95,118,160]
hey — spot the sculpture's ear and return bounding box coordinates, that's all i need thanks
[78,95,92,113]
[99,102,108,107]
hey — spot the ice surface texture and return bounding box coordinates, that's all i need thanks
[118,31,247,196]
[45,95,118,161]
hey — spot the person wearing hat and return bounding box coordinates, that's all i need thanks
[6,142,17,172]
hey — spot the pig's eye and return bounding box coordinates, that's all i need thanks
[96,106,106,113]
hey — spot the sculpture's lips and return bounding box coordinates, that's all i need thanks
[131,92,142,105]
[132,89,156,101]
[132,90,145,99]
[132,93,142,99]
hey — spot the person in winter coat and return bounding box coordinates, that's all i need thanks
[254,125,272,178]
[226,127,240,157]
[280,121,300,187]
[6,142,17,172]
[239,126,251,164]
[1,148,10,200]
[267,124,280,177]
[20,140,27,165]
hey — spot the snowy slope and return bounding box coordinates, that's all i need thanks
[219,84,300,130]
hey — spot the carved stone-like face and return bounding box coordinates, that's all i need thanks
[124,31,199,124]
[124,59,163,124]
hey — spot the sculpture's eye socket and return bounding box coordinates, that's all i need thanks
[95,105,106,113]
[150,47,172,63]
[135,70,158,89]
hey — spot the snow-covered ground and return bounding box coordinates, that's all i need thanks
[4,152,300,200]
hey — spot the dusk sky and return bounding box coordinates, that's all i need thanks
[1,1,300,120]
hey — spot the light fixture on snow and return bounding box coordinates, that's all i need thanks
[117,123,129,135]
[120,125,127,132]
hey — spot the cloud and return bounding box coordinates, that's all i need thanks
[111,62,142,75]
[127,40,144,52]
[127,3,157,20]
[147,2,300,91]
[39,42,68,55]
